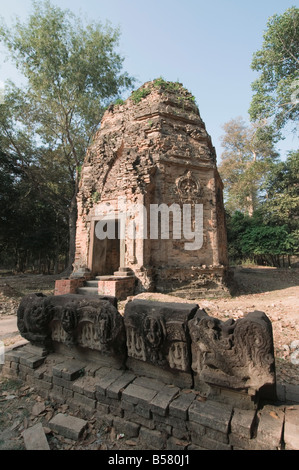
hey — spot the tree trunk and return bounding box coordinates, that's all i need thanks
[63,190,77,275]
[246,192,255,217]
[53,221,61,274]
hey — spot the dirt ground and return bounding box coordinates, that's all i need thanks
[0,266,298,450]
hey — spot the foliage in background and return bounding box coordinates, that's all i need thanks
[249,6,299,136]
[219,117,279,215]
[0,0,134,272]
[223,7,299,266]
[226,151,299,266]
[262,150,299,230]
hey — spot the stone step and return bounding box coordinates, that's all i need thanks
[85,280,98,287]
[114,267,134,277]
[113,271,135,277]
[117,267,132,273]
[77,287,99,296]
[95,275,115,280]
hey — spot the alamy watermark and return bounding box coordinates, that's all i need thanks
[0,340,4,365]
[94,197,204,251]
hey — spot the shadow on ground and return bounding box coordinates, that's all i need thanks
[231,266,299,295]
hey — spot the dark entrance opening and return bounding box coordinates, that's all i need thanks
[92,219,120,275]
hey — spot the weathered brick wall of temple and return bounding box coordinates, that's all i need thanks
[72,79,230,297]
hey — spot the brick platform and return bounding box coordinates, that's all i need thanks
[54,278,85,296]
[1,343,299,451]
[97,276,135,300]
[54,276,135,300]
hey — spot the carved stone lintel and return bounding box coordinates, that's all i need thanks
[17,293,126,361]
[124,299,198,374]
[17,293,53,348]
[17,294,276,400]
[188,309,276,394]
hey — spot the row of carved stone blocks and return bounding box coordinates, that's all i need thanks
[1,345,299,450]
[16,293,277,403]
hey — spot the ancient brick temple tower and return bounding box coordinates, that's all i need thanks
[66,79,229,299]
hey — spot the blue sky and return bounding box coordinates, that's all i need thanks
[0,0,298,160]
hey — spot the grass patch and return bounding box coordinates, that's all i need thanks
[153,77,197,104]
[113,98,125,106]
[129,78,197,107]
[130,87,151,104]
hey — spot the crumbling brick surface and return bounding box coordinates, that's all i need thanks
[73,80,229,296]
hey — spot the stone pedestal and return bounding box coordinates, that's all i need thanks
[54,278,85,296]
[97,275,135,300]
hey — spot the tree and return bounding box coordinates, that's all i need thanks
[218,117,279,215]
[0,113,70,273]
[225,210,254,262]
[262,150,299,230]
[240,224,290,267]
[249,7,299,135]
[226,209,298,267]
[225,152,299,266]
[0,0,134,272]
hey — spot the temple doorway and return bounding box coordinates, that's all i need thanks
[91,219,120,275]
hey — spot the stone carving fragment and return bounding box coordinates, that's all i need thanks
[17,293,53,347]
[124,299,198,386]
[17,293,126,360]
[17,294,277,399]
[176,170,203,204]
[188,309,276,394]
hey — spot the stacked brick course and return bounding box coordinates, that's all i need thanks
[54,278,85,296]
[1,345,299,450]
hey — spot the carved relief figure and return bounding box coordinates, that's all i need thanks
[124,299,197,375]
[126,326,146,361]
[188,309,276,392]
[17,294,127,361]
[51,320,68,343]
[61,306,78,334]
[176,170,203,204]
[143,315,166,363]
[168,342,188,371]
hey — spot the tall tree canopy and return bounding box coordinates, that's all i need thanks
[249,6,299,135]
[262,150,299,230]
[224,149,299,266]
[218,117,279,215]
[0,0,134,272]
[220,7,299,266]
